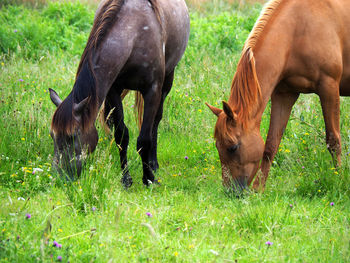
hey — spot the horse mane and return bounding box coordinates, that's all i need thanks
[52,0,161,135]
[228,0,283,130]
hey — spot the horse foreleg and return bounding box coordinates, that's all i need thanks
[150,70,175,172]
[106,90,132,188]
[137,82,162,186]
[318,77,341,166]
[252,90,299,191]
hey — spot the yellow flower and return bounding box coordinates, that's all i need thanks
[21,138,25,141]
[285,149,291,153]
[174,252,178,257]
[198,109,202,113]
[188,244,194,249]
[172,174,178,177]
[2,228,6,232]
[58,228,63,232]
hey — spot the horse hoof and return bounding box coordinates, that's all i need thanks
[143,178,161,187]
[121,175,133,188]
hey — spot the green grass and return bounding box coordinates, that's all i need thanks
[1,1,350,262]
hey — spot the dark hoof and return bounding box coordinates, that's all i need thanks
[121,173,133,188]
[142,178,161,187]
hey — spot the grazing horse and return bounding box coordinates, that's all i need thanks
[49,0,189,187]
[206,0,350,193]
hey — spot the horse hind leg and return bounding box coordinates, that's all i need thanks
[105,89,132,188]
[318,76,341,166]
[137,80,162,186]
[150,70,175,172]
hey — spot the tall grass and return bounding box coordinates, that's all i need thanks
[1,1,350,262]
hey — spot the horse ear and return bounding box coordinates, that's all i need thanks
[49,88,62,107]
[222,101,237,121]
[73,96,90,122]
[205,102,222,117]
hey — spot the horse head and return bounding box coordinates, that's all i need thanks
[49,88,98,180]
[206,101,264,194]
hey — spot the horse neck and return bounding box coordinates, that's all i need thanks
[248,17,295,130]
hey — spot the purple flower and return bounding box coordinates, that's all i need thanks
[302,166,305,169]
[57,255,62,261]
[265,241,273,246]
[14,29,18,33]
[184,156,189,160]
[330,202,334,206]
[146,212,152,217]
[53,241,58,247]
[92,206,96,212]
[18,79,24,82]
[57,244,62,249]
[289,204,293,208]
[25,213,31,219]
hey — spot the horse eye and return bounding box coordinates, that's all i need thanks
[227,144,239,153]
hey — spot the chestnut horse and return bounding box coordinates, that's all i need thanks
[49,0,189,187]
[207,0,350,193]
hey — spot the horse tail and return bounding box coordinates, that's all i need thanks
[99,90,143,134]
[134,91,143,130]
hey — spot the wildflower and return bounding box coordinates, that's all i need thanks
[18,79,24,82]
[289,204,293,208]
[57,244,62,249]
[146,212,152,217]
[92,206,96,212]
[57,255,62,262]
[14,29,18,33]
[174,252,178,257]
[58,228,63,232]
[265,241,273,246]
[184,156,188,160]
[188,244,194,249]
[25,213,31,219]
[330,202,334,206]
[302,166,305,169]
[53,241,58,247]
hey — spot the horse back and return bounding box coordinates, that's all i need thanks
[255,0,350,96]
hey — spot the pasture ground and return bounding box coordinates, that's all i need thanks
[0,1,350,262]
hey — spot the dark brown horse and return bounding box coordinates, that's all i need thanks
[49,0,189,187]
[207,0,350,193]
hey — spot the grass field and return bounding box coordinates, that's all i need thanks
[1,1,350,262]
